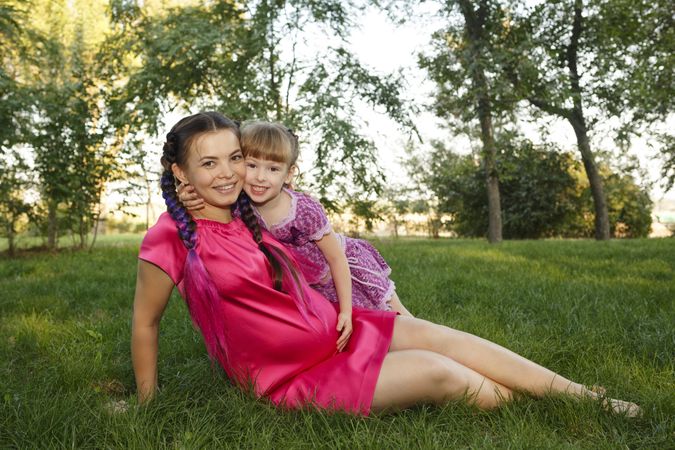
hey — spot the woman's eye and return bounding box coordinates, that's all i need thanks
[232,154,243,161]
[202,161,215,168]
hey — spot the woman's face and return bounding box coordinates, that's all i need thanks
[172,129,245,220]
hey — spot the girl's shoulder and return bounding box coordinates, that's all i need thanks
[284,189,331,240]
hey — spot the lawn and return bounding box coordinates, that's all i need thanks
[0,236,673,448]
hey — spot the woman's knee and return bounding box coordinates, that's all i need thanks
[423,357,472,402]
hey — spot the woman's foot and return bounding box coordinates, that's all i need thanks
[602,397,642,418]
[583,385,640,417]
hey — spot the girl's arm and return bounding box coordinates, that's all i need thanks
[131,260,175,404]
[315,231,353,351]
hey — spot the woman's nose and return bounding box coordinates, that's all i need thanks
[218,162,235,179]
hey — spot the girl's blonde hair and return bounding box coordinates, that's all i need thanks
[241,121,299,166]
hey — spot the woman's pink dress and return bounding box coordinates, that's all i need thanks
[139,212,396,415]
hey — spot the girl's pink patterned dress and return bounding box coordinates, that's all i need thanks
[253,188,395,311]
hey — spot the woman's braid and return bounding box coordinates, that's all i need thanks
[237,192,283,291]
[161,138,197,250]
[237,192,263,243]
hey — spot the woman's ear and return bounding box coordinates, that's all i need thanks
[172,163,189,185]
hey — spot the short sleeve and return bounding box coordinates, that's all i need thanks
[294,192,332,242]
[139,212,188,285]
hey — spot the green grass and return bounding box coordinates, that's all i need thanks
[1,236,673,448]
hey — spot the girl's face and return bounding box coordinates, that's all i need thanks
[172,129,245,220]
[244,156,295,205]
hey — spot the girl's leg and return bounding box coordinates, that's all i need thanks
[371,349,513,412]
[388,291,414,317]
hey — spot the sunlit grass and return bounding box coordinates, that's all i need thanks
[1,237,673,448]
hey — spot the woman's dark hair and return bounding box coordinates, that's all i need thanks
[160,112,320,368]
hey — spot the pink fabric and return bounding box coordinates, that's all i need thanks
[139,212,396,415]
[254,188,395,310]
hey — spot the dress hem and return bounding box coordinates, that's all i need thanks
[355,310,397,416]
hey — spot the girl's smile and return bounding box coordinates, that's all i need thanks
[244,157,294,206]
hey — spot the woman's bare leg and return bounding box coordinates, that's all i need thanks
[388,316,640,416]
[389,316,587,396]
[371,349,512,412]
[388,291,414,317]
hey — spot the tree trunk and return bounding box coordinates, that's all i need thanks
[478,95,503,243]
[6,222,16,257]
[47,201,57,250]
[459,0,503,243]
[570,115,610,239]
[567,0,610,240]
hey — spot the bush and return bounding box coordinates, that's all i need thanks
[414,138,652,238]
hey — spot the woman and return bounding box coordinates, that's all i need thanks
[132,111,639,416]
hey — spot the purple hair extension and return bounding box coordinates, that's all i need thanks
[268,245,328,332]
[183,247,230,367]
[160,172,230,368]
[237,192,327,332]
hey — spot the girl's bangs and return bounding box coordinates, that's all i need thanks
[245,143,292,163]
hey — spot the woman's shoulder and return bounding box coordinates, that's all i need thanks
[139,212,187,285]
[143,212,180,243]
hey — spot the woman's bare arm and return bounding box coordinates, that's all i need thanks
[131,260,174,404]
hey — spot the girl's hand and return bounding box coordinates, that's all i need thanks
[336,312,353,352]
[177,183,205,211]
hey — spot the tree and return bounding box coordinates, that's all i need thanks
[5,0,120,250]
[419,0,507,243]
[410,136,652,238]
[503,0,673,239]
[103,0,415,206]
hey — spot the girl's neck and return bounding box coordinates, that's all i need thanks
[254,188,292,225]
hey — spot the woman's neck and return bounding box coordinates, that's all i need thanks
[190,204,233,223]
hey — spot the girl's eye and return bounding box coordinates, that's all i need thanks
[271,167,281,172]
[202,161,215,168]
[246,163,256,168]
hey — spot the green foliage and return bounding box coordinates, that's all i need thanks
[411,137,653,238]
[104,1,414,201]
[0,151,34,256]
[0,238,673,447]
[3,0,120,249]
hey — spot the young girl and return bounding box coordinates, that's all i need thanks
[179,121,414,338]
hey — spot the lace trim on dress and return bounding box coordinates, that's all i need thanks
[346,256,393,292]
[308,222,332,242]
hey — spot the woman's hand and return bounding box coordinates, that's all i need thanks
[177,182,205,211]
[336,312,353,352]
